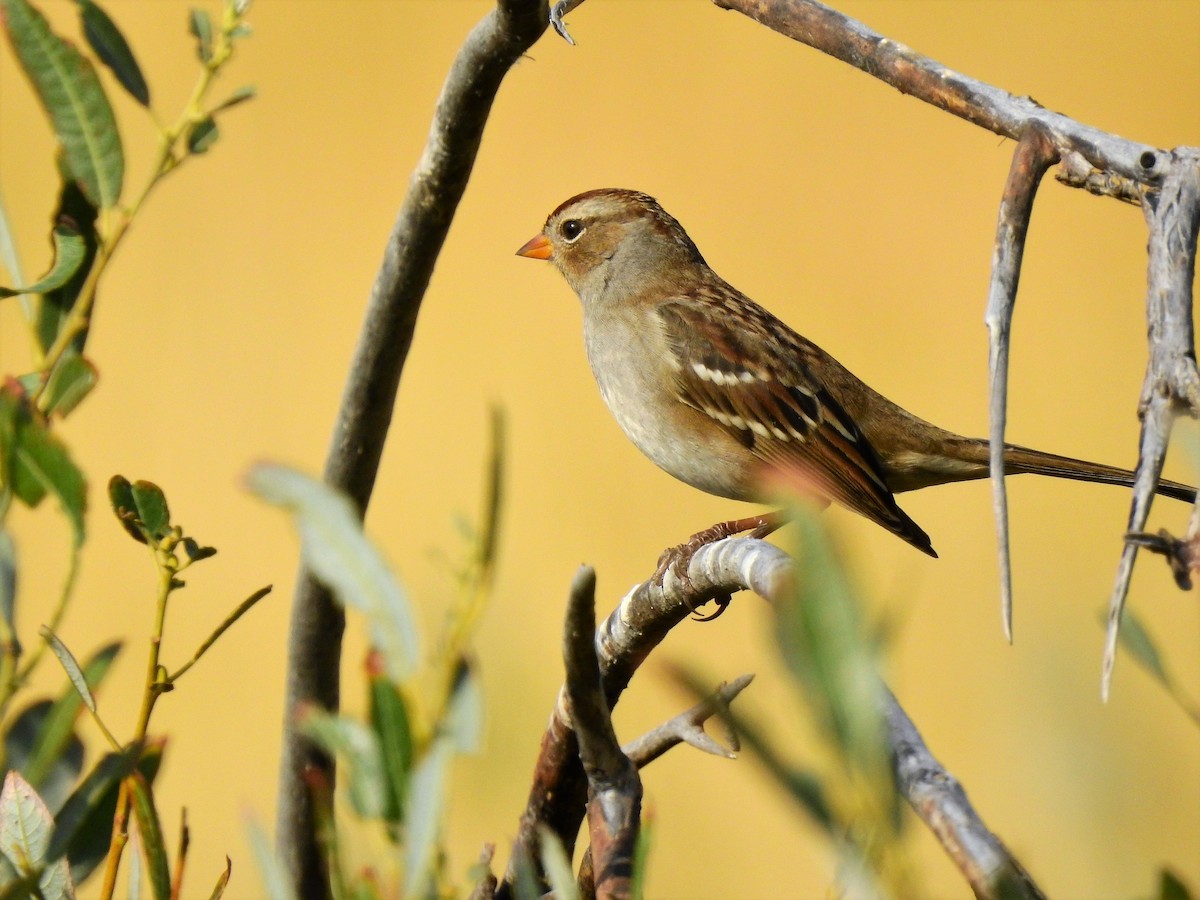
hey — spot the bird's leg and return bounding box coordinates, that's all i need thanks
[653,511,787,621]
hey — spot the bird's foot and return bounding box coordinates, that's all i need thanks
[652,512,786,621]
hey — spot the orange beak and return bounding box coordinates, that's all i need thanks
[516,233,553,260]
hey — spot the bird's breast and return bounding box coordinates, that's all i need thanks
[582,310,759,501]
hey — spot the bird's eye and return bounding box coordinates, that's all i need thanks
[560,219,583,241]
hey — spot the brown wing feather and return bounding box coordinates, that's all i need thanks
[658,294,937,557]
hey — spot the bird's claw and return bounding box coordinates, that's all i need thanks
[652,512,784,621]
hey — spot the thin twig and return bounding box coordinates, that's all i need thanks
[1102,150,1200,700]
[275,2,550,895]
[985,125,1059,643]
[621,674,753,768]
[563,567,640,899]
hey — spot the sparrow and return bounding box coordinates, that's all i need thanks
[517,188,1193,560]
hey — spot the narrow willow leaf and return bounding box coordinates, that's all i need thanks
[778,510,892,792]
[246,818,295,900]
[77,0,150,106]
[42,350,98,418]
[48,746,141,864]
[630,808,654,900]
[62,741,161,887]
[1112,608,1169,686]
[299,707,387,819]
[445,660,482,753]
[1,389,87,546]
[187,8,212,63]
[207,857,232,900]
[130,480,170,541]
[186,116,218,154]
[1,0,124,208]
[402,739,452,899]
[368,656,413,824]
[212,84,255,114]
[1159,868,1194,900]
[0,224,85,298]
[537,826,578,900]
[129,773,170,900]
[0,529,15,642]
[24,641,121,789]
[3,700,85,813]
[248,464,419,679]
[38,182,98,355]
[39,627,95,713]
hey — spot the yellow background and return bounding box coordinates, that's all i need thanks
[3,1,1199,897]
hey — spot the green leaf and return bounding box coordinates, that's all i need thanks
[38,182,98,355]
[537,826,578,900]
[128,773,169,900]
[402,738,452,899]
[299,706,387,820]
[180,537,216,564]
[212,84,255,114]
[108,474,146,543]
[445,659,482,753]
[1113,607,1169,686]
[42,350,98,418]
[207,857,232,900]
[779,510,892,786]
[5,706,85,815]
[130,480,170,542]
[187,8,211,63]
[1159,868,1194,900]
[368,656,413,825]
[3,699,85,814]
[39,627,95,714]
[61,741,161,887]
[0,529,15,645]
[247,464,419,680]
[1,0,124,209]
[0,770,75,898]
[185,115,218,154]
[48,745,141,865]
[22,640,120,790]
[0,385,87,547]
[76,0,150,106]
[246,817,296,900]
[0,224,85,298]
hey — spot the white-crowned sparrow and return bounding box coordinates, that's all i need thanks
[517,188,1193,558]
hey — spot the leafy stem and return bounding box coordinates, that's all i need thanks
[33,0,252,386]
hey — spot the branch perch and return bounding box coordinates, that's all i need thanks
[275,1,550,894]
[500,538,1039,897]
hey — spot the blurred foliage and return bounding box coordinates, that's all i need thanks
[0,0,260,895]
[248,410,504,898]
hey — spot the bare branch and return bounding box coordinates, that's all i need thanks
[711,0,1167,187]
[1103,150,1200,700]
[622,674,754,768]
[564,567,640,899]
[985,126,1060,643]
[885,691,1045,900]
[499,538,1038,897]
[276,1,550,894]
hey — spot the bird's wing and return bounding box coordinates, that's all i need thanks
[657,295,936,557]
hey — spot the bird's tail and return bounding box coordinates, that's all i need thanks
[956,439,1196,502]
